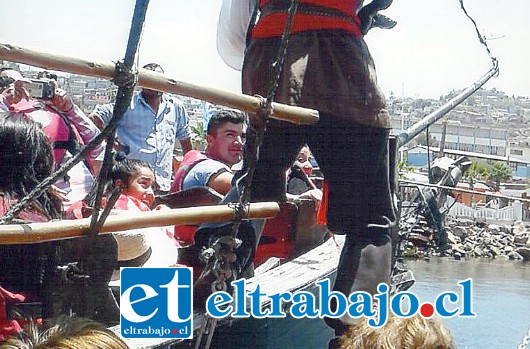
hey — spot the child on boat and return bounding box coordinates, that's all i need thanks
[66,153,179,280]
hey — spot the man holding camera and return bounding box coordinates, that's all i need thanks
[0,68,104,209]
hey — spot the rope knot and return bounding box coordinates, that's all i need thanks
[111,61,137,88]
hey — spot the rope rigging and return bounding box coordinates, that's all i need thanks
[392,0,501,293]
[194,2,300,348]
[459,0,498,73]
[195,0,301,286]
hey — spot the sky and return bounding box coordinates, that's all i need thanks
[1,0,529,100]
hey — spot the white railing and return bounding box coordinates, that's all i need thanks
[446,197,523,221]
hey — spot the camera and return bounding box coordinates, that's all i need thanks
[26,78,56,100]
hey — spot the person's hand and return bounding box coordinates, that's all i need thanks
[0,79,29,106]
[49,88,74,113]
[297,188,323,209]
[153,204,170,211]
[287,188,323,210]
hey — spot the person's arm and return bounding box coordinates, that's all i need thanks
[174,99,194,154]
[287,189,323,210]
[49,89,105,172]
[206,171,234,195]
[88,103,114,130]
[88,112,106,130]
[179,138,193,155]
[183,160,233,195]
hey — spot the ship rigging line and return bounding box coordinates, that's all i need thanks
[194,2,301,349]
[399,179,530,204]
[88,0,149,235]
[397,0,499,148]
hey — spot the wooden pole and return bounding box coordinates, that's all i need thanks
[0,202,279,245]
[0,43,319,125]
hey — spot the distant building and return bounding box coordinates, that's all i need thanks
[403,144,530,180]
[508,140,530,179]
[392,118,509,157]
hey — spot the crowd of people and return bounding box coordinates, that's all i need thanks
[89,63,193,194]
[0,0,459,346]
[0,62,325,340]
[0,65,193,342]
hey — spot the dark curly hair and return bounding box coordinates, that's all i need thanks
[0,112,61,219]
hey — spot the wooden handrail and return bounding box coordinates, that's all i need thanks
[0,43,319,125]
[0,202,279,245]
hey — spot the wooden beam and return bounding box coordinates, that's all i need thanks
[0,43,319,125]
[0,202,279,245]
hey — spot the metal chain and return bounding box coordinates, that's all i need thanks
[518,327,530,349]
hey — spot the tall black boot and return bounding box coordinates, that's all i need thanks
[324,232,392,332]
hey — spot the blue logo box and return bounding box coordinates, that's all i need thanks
[120,267,193,339]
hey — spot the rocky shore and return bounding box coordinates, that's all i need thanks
[443,219,530,261]
[401,216,530,261]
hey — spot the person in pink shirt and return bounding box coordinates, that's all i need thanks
[0,68,104,209]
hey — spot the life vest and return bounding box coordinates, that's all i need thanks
[9,99,83,167]
[0,286,28,342]
[251,0,361,39]
[170,150,209,193]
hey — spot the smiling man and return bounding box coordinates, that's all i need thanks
[170,107,245,195]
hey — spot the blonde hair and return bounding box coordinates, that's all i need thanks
[1,316,129,349]
[338,313,456,349]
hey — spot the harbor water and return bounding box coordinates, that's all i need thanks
[405,258,530,349]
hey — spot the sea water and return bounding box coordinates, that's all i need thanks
[405,258,530,349]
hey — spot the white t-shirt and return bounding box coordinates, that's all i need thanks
[216,0,255,70]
